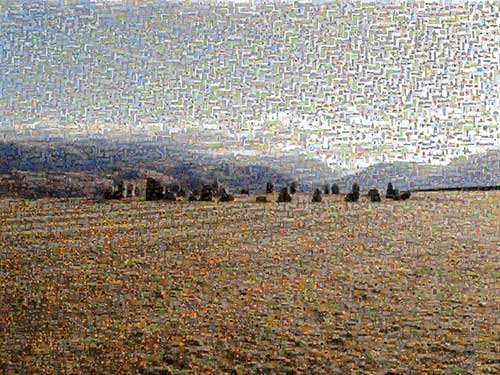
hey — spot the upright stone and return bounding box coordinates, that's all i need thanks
[146,177,163,201]
[312,188,322,202]
[103,186,113,200]
[399,191,411,200]
[277,187,292,202]
[112,181,124,200]
[163,189,177,201]
[368,188,381,202]
[126,183,136,198]
[352,182,360,195]
[199,184,213,202]
[345,182,360,202]
[188,190,199,201]
[266,182,274,194]
[386,182,398,199]
[219,188,235,202]
[177,188,186,197]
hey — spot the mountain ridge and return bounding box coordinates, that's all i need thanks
[1,140,499,198]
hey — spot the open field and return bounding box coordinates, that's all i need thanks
[1,192,500,375]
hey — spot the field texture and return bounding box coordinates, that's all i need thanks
[1,192,500,375]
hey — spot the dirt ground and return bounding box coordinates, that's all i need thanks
[1,192,500,374]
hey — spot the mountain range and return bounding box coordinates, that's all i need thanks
[0,140,499,199]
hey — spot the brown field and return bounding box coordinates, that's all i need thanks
[1,192,500,375]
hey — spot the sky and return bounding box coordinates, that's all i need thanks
[0,0,499,171]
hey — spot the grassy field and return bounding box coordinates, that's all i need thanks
[1,192,500,375]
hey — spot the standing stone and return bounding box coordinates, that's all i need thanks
[188,190,199,201]
[145,177,163,201]
[211,179,220,195]
[177,188,186,197]
[103,186,113,200]
[126,183,136,198]
[386,182,397,199]
[345,183,360,202]
[312,188,322,202]
[277,187,292,202]
[122,182,127,199]
[323,184,330,195]
[368,188,381,202]
[163,189,177,201]
[169,184,181,194]
[289,182,298,195]
[112,181,124,200]
[393,191,401,200]
[266,182,274,194]
[399,191,411,200]
[199,184,213,202]
[219,188,235,202]
[331,184,340,195]
[352,182,360,195]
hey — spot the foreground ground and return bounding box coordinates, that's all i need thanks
[1,192,500,375]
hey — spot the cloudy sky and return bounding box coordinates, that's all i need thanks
[1,0,499,171]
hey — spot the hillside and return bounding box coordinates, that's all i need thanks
[1,140,500,198]
[0,140,297,198]
[333,150,500,193]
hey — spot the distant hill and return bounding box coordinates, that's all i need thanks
[0,140,338,189]
[0,140,298,198]
[1,140,499,198]
[332,150,500,193]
